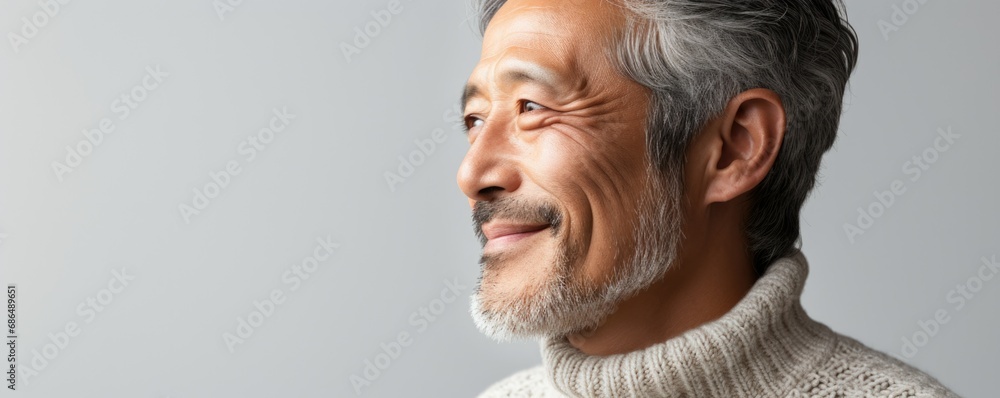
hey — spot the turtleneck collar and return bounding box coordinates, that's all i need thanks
[540,251,839,397]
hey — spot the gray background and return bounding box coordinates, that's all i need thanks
[0,0,996,397]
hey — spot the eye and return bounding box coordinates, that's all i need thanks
[520,100,546,113]
[464,115,485,134]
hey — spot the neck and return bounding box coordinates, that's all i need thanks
[567,212,756,356]
[544,251,838,398]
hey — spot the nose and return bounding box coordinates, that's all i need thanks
[456,123,522,203]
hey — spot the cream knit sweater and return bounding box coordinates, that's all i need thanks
[478,251,959,397]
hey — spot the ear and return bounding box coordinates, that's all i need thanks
[702,88,786,205]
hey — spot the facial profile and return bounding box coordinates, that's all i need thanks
[458,1,961,396]
[458,0,684,341]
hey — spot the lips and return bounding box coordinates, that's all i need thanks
[481,221,550,251]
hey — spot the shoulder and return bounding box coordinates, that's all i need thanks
[788,334,959,397]
[477,365,561,398]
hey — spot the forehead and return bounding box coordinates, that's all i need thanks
[470,0,625,85]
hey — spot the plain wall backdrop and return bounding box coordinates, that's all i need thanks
[0,0,996,397]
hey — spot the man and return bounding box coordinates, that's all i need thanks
[457,0,957,397]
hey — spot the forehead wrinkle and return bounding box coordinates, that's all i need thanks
[488,2,564,34]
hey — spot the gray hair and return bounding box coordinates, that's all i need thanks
[472,0,859,274]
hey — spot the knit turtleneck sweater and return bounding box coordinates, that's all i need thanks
[478,251,958,397]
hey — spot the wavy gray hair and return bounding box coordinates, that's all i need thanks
[473,0,859,273]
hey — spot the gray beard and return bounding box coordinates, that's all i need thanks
[470,168,683,341]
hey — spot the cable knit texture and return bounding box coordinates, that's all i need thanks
[477,251,958,397]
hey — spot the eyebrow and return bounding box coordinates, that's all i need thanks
[461,64,559,114]
[461,85,479,115]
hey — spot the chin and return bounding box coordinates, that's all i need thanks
[470,229,681,343]
[471,248,559,341]
[469,243,619,342]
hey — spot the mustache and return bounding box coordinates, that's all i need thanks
[472,197,563,247]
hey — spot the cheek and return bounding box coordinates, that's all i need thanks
[525,125,650,284]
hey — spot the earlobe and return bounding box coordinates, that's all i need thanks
[704,89,785,204]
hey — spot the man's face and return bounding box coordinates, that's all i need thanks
[458,0,682,340]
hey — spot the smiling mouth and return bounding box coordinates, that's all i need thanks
[481,222,550,253]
